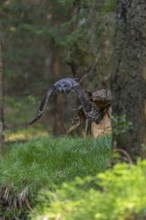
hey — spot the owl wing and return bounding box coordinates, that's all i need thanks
[29,86,55,125]
[73,84,92,112]
[73,84,103,124]
[73,84,85,97]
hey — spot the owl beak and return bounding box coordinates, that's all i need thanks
[62,88,67,93]
[56,87,62,93]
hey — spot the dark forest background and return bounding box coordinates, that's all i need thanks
[0,0,115,139]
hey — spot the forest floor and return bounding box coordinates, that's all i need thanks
[0,135,111,219]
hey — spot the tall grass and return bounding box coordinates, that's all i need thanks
[0,136,111,218]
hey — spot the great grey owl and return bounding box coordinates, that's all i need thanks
[29,78,103,125]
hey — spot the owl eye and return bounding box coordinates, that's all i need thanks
[63,84,67,88]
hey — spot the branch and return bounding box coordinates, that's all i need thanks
[79,55,100,84]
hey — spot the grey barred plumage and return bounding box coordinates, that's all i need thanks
[29,78,103,125]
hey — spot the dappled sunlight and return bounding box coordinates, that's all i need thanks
[4,128,49,142]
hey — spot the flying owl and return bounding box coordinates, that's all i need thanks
[29,78,103,125]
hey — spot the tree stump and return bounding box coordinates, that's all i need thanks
[67,89,112,137]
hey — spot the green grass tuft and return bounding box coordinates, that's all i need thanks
[0,136,111,218]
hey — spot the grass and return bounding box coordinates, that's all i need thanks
[0,136,111,218]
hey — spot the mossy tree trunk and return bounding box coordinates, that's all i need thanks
[110,0,146,159]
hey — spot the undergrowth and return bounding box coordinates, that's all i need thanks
[30,160,146,220]
[0,136,111,219]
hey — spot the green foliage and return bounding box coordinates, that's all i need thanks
[2,0,115,89]
[112,114,133,136]
[0,136,111,218]
[30,160,146,220]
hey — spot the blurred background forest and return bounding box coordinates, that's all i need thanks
[1,1,146,219]
[0,0,115,140]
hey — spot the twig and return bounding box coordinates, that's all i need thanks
[113,148,133,164]
[79,55,99,84]
[25,198,32,211]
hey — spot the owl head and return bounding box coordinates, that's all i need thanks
[55,78,78,93]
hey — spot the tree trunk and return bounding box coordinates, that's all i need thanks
[52,48,64,135]
[110,0,146,159]
[0,36,4,147]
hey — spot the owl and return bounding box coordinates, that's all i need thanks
[29,78,103,125]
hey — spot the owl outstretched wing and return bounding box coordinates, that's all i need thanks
[29,86,55,125]
[73,84,103,124]
[29,77,103,126]
[29,78,78,125]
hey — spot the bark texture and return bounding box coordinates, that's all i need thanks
[110,0,146,158]
[67,89,112,136]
